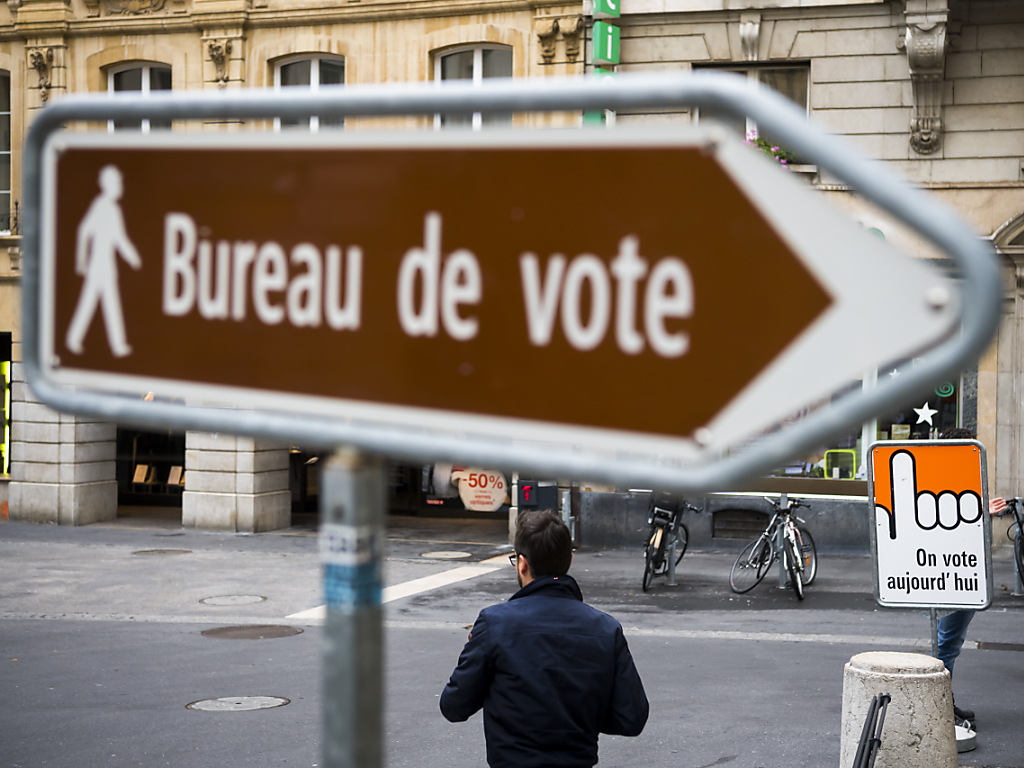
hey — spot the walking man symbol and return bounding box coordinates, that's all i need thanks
[65,165,141,358]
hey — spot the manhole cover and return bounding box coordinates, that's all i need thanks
[200,595,267,606]
[131,549,192,556]
[420,551,472,560]
[201,625,303,640]
[187,696,290,712]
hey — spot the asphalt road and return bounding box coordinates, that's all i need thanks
[1,513,1022,768]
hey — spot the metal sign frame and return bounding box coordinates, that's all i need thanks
[20,72,1001,493]
[867,439,993,610]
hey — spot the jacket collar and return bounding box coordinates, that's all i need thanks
[510,573,584,603]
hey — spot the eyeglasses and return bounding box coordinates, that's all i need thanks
[508,553,518,566]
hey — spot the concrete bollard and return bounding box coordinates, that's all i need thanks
[839,651,956,768]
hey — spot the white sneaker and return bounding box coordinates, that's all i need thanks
[956,723,977,753]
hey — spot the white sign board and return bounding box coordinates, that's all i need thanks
[869,440,992,609]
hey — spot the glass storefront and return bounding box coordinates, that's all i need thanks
[115,427,186,506]
[764,361,975,490]
[1,331,10,476]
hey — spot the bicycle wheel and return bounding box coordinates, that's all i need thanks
[642,527,661,591]
[797,527,817,586]
[786,537,804,600]
[730,536,774,594]
[674,524,689,566]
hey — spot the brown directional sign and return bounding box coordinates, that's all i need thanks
[42,134,830,445]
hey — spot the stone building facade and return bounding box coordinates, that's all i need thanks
[587,0,1023,549]
[0,0,585,531]
[0,0,1022,545]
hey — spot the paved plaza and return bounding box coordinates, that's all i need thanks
[1,513,1022,768]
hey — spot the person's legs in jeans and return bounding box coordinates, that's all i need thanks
[936,610,975,674]
[936,609,976,724]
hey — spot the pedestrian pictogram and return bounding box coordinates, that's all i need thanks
[65,165,141,358]
[869,441,992,609]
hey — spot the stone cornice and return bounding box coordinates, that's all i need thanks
[0,0,577,39]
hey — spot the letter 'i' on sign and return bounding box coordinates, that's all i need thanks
[593,22,620,67]
[593,0,620,19]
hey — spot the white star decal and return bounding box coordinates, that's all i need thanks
[888,369,900,379]
[914,402,938,426]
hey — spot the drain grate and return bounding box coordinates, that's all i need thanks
[201,625,303,640]
[200,595,267,606]
[131,549,192,556]
[975,641,1024,652]
[187,696,289,712]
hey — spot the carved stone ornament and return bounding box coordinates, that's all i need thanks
[739,13,761,62]
[29,48,54,103]
[208,40,233,88]
[903,0,948,154]
[536,19,559,65]
[104,0,167,15]
[561,15,584,63]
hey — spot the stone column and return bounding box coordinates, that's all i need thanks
[182,431,290,532]
[839,651,955,768]
[7,362,118,525]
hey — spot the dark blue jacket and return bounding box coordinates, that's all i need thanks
[439,574,649,768]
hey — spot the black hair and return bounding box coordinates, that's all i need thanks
[939,427,976,440]
[513,509,572,577]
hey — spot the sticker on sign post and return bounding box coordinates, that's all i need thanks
[868,440,992,609]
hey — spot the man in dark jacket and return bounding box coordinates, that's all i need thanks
[440,509,649,768]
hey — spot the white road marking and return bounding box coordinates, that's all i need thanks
[0,610,991,651]
[286,554,510,620]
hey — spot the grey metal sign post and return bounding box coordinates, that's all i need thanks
[319,450,385,768]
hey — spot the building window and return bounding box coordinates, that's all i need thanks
[274,56,345,132]
[434,45,513,130]
[107,63,172,132]
[0,71,9,233]
[694,65,808,147]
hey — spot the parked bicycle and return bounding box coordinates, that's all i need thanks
[729,496,817,599]
[993,496,1024,580]
[641,492,702,592]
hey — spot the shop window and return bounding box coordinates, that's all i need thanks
[116,427,186,506]
[0,71,9,233]
[694,64,808,149]
[274,55,345,132]
[107,63,172,132]
[1,331,12,476]
[434,45,513,130]
[765,360,968,486]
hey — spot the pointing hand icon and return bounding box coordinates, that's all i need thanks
[877,450,983,542]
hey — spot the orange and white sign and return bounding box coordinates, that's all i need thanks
[451,468,508,512]
[869,440,991,609]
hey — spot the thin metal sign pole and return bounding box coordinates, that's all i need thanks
[320,449,386,768]
[777,494,788,589]
[930,608,939,659]
[667,524,678,587]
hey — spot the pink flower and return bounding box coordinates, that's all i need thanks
[780,159,788,164]
[771,146,780,152]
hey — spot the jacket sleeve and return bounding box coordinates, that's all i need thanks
[601,625,649,736]
[439,611,493,722]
